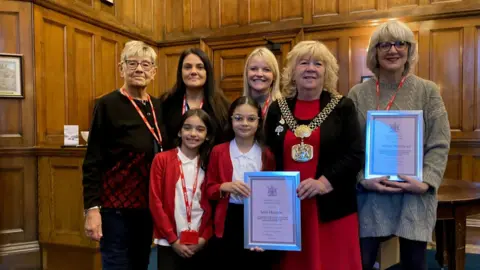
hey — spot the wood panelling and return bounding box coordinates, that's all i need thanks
[0,155,39,268]
[158,0,480,41]
[0,2,39,268]
[0,156,37,244]
[157,43,200,93]
[34,6,160,146]
[38,156,94,248]
[0,1,35,147]
[34,0,160,43]
[38,154,101,270]
[208,34,297,101]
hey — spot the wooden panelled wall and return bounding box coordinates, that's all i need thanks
[1,0,480,269]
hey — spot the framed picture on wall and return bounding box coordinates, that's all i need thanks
[361,75,373,83]
[0,53,24,98]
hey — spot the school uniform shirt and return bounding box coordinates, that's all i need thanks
[205,142,275,238]
[229,140,262,204]
[149,148,212,245]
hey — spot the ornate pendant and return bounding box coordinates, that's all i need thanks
[294,125,312,138]
[291,140,313,162]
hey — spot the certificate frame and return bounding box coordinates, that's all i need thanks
[365,110,423,181]
[244,171,301,251]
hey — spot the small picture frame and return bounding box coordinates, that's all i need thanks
[361,75,374,83]
[0,53,24,98]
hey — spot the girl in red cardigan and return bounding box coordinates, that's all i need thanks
[206,96,276,269]
[150,109,215,270]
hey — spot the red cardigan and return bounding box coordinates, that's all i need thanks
[149,148,213,244]
[205,142,276,238]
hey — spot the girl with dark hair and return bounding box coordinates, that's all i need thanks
[149,109,215,270]
[205,96,276,269]
[160,48,230,150]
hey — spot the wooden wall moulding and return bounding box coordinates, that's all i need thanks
[158,0,480,42]
[31,0,159,45]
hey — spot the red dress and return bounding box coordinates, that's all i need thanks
[280,99,362,270]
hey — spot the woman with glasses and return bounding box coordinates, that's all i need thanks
[160,48,230,150]
[348,21,451,270]
[82,40,162,269]
[265,40,364,270]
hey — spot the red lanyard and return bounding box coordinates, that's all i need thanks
[261,95,271,118]
[178,156,200,229]
[376,76,407,110]
[182,95,204,115]
[120,89,162,146]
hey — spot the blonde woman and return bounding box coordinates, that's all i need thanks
[243,47,282,117]
[265,41,363,270]
[348,21,450,270]
[83,40,162,269]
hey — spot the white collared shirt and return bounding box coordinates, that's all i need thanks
[155,148,205,246]
[229,139,262,204]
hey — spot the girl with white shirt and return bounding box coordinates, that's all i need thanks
[149,109,215,270]
[206,96,276,270]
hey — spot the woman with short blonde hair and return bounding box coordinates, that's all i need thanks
[265,40,363,270]
[242,47,282,117]
[348,20,450,270]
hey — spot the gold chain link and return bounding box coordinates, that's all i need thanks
[278,93,342,133]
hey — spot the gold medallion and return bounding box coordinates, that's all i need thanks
[291,140,314,162]
[294,125,312,138]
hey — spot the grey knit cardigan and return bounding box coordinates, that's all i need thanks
[347,75,451,242]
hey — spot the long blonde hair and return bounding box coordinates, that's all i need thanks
[243,47,282,100]
[281,41,339,97]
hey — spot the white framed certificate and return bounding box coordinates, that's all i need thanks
[243,171,301,251]
[365,110,424,182]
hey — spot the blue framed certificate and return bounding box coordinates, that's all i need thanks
[365,110,424,182]
[243,171,301,251]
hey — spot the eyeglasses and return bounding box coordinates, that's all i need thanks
[124,60,155,71]
[376,41,410,52]
[231,115,260,123]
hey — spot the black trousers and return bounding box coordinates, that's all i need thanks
[360,236,427,270]
[157,245,208,270]
[100,208,153,270]
[211,203,277,270]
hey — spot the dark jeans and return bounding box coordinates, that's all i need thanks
[100,208,153,270]
[360,236,427,270]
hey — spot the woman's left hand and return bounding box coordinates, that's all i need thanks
[382,175,429,194]
[297,176,333,200]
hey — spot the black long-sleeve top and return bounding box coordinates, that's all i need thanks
[82,90,163,210]
[159,93,230,150]
[265,91,364,222]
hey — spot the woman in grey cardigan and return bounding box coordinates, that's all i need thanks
[348,21,451,270]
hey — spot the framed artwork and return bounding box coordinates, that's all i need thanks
[0,53,24,98]
[361,75,373,83]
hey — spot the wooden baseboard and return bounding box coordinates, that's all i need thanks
[0,242,41,270]
[0,241,39,256]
